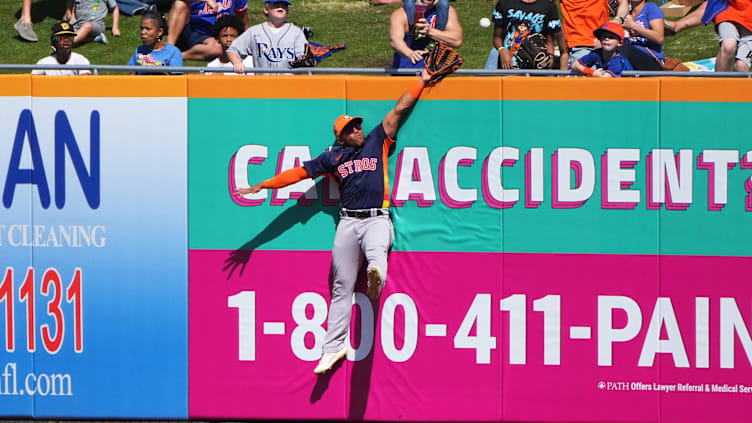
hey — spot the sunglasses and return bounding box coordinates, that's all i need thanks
[53,34,74,42]
[341,122,361,135]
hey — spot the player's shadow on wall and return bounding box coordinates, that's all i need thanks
[309,293,379,422]
[223,179,339,279]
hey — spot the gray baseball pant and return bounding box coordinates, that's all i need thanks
[322,215,394,353]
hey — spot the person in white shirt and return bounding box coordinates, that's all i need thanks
[206,15,253,75]
[32,21,91,76]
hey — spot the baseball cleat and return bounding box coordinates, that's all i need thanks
[314,347,347,375]
[367,266,383,300]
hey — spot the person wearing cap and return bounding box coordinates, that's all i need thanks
[558,0,628,67]
[32,22,91,76]
[227,0,308,73]
[572,22,633,77]
[234,68,434,375]
[165,0,249,61]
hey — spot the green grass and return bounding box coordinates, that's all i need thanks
[0,0,719,72]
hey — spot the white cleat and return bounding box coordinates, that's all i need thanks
[367,266,383,300]
[314,348,347,375]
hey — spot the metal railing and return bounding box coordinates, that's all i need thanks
[3,63,751,77]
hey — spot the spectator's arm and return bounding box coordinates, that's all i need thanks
[493,25,513,69]
[614,0,629,21]
[420,6,463,48]
[674,0,706,32]
[111,6,121,36]
[553,30,569,70]
[227,51,246,74]
[624,15,664,44]
[235,5,249,29]
[389,8,427,64]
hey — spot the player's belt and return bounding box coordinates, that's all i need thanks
[339,208,389,218]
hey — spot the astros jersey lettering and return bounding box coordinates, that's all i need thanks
[303,123,394,209]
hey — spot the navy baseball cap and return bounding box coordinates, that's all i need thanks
[265,0,291,3]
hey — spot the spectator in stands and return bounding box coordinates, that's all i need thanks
[619,0,664,70]
[665,0,752,72]
[165,0,249,61]
[491,0,569,70]
[404,0,449,33]
[559,0,627,66]
[389,0,463,69]
[206,15,253,75]
[226,0,308,74]
[127,11,183,74]
[32,21,91,75]
[572,22,633,77]
[14,0,37,42]
[64,0,121,46]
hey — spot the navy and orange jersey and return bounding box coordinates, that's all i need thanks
[303,123,394,210]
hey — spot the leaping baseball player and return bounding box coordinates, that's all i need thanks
[234,68,433,375]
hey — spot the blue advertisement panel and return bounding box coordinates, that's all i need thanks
[0,88,188,418]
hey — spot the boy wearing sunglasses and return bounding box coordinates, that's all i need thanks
[32,22,91,76]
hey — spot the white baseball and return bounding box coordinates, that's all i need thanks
[479,17,491,28]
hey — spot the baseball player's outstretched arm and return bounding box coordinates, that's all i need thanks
[383,69,432,139]
[234,167,309,196]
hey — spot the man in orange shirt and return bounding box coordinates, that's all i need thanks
[559,0,628,66]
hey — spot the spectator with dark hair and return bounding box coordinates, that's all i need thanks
[226,0,307,74]
[389,0,462,69]
[206,15,253,74]
[491,0,569,70]
[619,0,664,70]
[64,0,121,45]
[165,0,249,61]
[127,11,183,74]
[32,21,91,75]
[572,22,633,77]
[14,0,37,42]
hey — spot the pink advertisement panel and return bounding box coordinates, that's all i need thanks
[189,250,752,421]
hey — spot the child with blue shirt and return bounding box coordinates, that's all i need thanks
[572,22,633,77]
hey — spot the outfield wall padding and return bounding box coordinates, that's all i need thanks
[0,75,751,422]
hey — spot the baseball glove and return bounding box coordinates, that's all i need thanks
[290,43,316,68]
[424,42,464,86]
[514,33,553,70]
